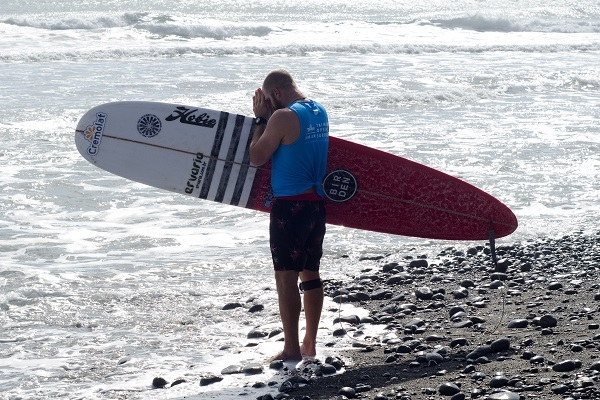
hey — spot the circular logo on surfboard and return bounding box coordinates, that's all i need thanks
[323,169,358,203]
[137,114,162,138]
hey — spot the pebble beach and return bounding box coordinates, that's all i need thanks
[187,231,600,400]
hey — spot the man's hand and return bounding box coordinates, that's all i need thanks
[253,88,273,119]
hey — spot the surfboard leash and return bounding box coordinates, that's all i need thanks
[487,224,507,335]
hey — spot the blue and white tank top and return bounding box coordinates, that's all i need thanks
[270,100,329,197]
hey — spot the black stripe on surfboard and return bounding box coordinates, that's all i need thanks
[199,112,229,200]
[215,114,246,204]
[230,119,256,207]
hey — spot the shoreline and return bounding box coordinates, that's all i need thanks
[266,230,600,399]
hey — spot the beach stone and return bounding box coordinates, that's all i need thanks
[589,360,600,371]
[370,289,392,300]
[489,375,509,388]
[507,319,528,328]
[319,363,338,375]
[415,286,433,300]
[247,328,269,339]
[242,363,263,375]
[494,258,511,273]
[382,262,401,272]
[248,304,264,313]
[460,279,476,288]
[548,281,563,290]
[450,338,468,348]
[552,359,581,372]
[386,273,411,285]
[466,345,492,360]
[409,259,428,269]
[487,391,520,400]
[537,314,558,328]
[404,318,425,332]
[425,352,444,365]
[221,365,242,374]
[490,338,511,352]
[438,382,461,396]
[454,320,474,329]
[152,377,168,388]
[490,272,508,281]
[199,374,223,386]
[222,302,243,310]
[268,327,284,338]
[449,306,466,317]
[489,280,504,289]
[551,384,570,394]
[279,376,309,393]
[338,387,356,397]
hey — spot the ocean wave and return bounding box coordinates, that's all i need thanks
[428,14,600,33]
[0,12,272,39]
[3,41,600,63]
[1,12,146,30]
[137,22,272,40]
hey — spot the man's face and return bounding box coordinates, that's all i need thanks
[264,88,286,111]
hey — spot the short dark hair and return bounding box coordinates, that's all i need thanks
[262,69,297,93]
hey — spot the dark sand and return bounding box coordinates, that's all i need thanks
[267,231,600,400]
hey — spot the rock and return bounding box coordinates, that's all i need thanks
[490,338,510,352]
[489,375,509,388]
[152,377,168,388]
[494,258,511,273]
[589,360,600,371]
[466,345,492,360]
[487,391,520,400]
[415,286,433,300]
[338,386,356,398]
[242,363,263,375]
[537,314,558,328]
[248,304,264,313]
[450,338,468,348]
[409,259,429,269]
[221,365,242,375]
[551,384,570,394]
[507,319,528,328]
[222,302,243,310]
[199,374,223,386]
[552,359,581,372]
[319,363,338,375]
[438,382,461,396]
[247,328,269,339]
[171,379,186,387]
[547,281,563,290]
[425,352,444,365]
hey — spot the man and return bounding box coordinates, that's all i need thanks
[249,69,329,362]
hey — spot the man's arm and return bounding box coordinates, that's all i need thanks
[249,111,288,166]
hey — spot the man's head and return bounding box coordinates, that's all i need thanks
[262,69,300,110]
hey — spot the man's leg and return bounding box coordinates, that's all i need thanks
[271,269,302,361]
[299,270,323,358]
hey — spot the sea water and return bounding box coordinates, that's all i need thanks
[1,0,599,398]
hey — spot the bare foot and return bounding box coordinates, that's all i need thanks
[265,350,303,364]
[300,342,316,358]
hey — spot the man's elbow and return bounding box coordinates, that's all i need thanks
[249,149,268,167]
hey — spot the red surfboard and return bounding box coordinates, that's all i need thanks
[75,101,518,240]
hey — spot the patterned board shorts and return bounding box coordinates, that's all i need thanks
[269,199,326,271]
